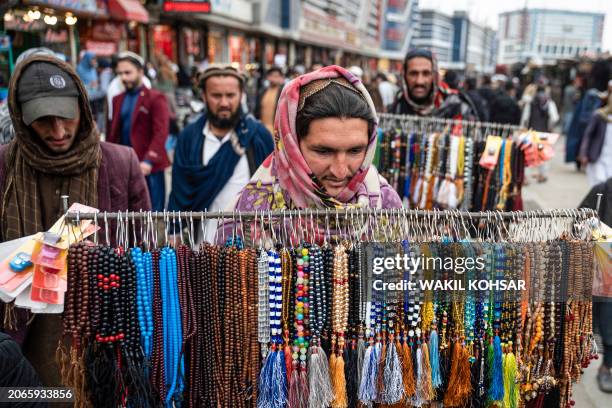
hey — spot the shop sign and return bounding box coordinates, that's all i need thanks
[163,0,211,13]
[299,5,360,51]
[85,40,117,56]
[210,0,252,23]
[28,0,102,14]
[91,21,124,42]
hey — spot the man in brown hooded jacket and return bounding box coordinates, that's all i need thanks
[0,54,151,386]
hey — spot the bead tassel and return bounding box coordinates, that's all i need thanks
[381,339,404,404]
[443,341,472,407]
[418,342,434,402]
[429,330,442,389]
[401,340,416,399]
[358,342,379,403]
[490,335,504,401]
[503,351,519,408]
[330,352,347,407]
[308,346,333,408]
[376,342,387,398]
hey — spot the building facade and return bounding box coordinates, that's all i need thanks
[450,11,496,73]
[380,0,420,60]
[412,9,495,73]
[412,9,453,65]
[3,1,502,75]
[497,8,605,65]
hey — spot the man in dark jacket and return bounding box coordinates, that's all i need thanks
[489,81,522,125]
[390,48,480,120]
[477,74,496,107]
[168,65,274,243]
[107,51,170,211]
[0,54,151,387]
[463,76,489,122]
[0,332,43,388]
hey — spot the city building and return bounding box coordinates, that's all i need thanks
[3,0,502,77]
[450,11,496,73]
[412,9,495,73]
[380,0,420,61]
[150,0,387,71]
[412,9,453,66]
[497,8,605,65]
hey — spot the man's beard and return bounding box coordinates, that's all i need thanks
[208,107,241,129]
[408,86,433,105]
[123,80,140,91]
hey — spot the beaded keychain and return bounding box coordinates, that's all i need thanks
[404,242,422,338]
[434,134,451,208]
[281,247,295,379]
[461,136,474,210]
[84,246,152,407]
[359,242,385,404]
[466,242,486,402]
[330,244,349,408]
[258,249,271,353]
[189,244,213,406]
[401,131,414,200]
[257,248,287,408]
[419,133,438,209]
[378,243,404,405]
[159,246,184,406]
[463,242,476,349]
[288,245,311,407]
[93,247,124,344]
[61,242,93,406]
[131,247,154,360]
[344,244,363,408]
[307,244,333,408]
[411,134,426,208]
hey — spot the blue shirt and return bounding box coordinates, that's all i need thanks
[119,87,141,147]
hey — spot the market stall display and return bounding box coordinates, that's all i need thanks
[375,114,559,211]
[45,208,600,408]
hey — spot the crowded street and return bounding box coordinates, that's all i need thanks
[0,0,611,407]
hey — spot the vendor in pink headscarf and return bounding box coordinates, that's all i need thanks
[218,65,401,243]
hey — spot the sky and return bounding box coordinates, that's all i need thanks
[419,0,612,51]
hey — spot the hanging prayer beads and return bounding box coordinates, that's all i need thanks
[55,209,598,408]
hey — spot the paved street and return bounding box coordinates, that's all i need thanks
[522,137,612,408]
[522,137,591,210]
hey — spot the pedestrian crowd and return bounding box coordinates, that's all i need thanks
[0,46,610,392]
[0,48,610,231]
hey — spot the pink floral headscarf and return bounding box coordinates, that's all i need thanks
[263,65,380,208]
[218,66,402,244]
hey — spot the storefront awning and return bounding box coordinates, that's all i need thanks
[108,0,149,24]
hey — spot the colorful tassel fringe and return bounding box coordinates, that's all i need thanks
[330,352,347,408]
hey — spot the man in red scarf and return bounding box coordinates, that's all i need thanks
[390,48,480,121]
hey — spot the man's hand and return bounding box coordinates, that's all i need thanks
[140,161,153,176]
